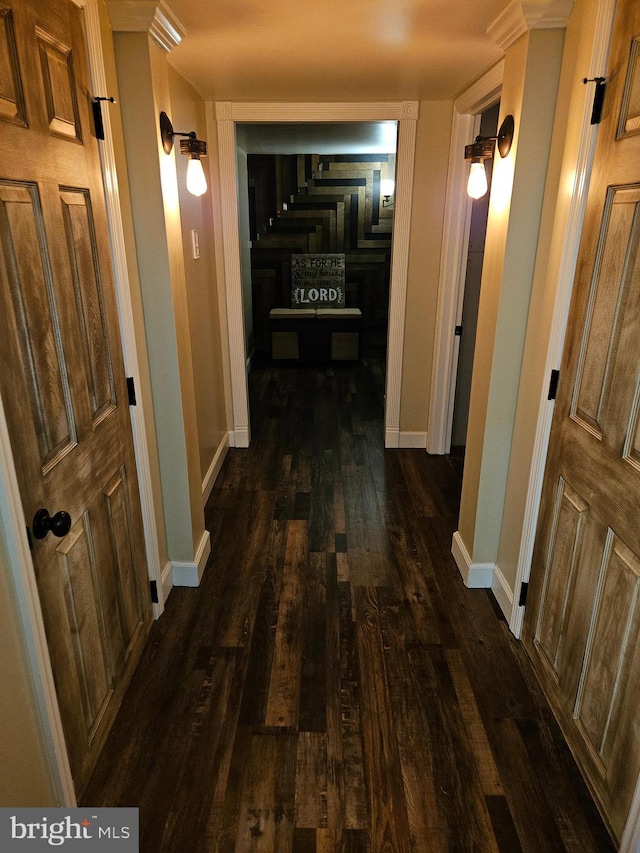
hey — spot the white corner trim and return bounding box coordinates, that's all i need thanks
[106,0,186,51]
[452,531,495,588]
[384,114,417,446]
[216,118,252,448]
[172,530,211,587]
[488,0,573,52]
[202,433,230,505]
[492,564,515,622]
[427,110,477,455]
[398,431,428,449]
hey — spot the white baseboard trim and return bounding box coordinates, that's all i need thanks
[172,530,211,587]
[385,427,400,448]
[160,560,173,609]
[492,564,514,622]
[398,431,428,449]
[233,427,250,449]
[202,433,230,506]
[451,530,495,588]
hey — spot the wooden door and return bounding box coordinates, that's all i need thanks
[0,0,151,797]
[522,0,640,842]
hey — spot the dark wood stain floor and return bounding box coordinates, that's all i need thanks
[83,358,615,852]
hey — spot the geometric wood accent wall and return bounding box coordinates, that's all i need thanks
[249,153,395,356]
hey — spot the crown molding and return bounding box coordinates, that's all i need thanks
[106,1,186,52]
[488,0,573,52]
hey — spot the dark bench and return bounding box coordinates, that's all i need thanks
[269,308,362,361]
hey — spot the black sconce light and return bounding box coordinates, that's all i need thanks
[380,179,395,208]
[464,114,515,199]
[159,111,208,196]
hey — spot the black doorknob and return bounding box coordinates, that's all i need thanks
[32,508,72,540]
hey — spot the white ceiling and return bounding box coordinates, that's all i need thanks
[163,0,507,103]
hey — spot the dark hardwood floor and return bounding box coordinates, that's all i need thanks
[83,358,615,852]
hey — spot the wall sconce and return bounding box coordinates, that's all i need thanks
[464,114,514,200]
[159,111,208,197]
[380,178,395,208]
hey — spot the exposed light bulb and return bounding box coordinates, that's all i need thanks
[380,178,395,198]
[186,156,207,196]
[467,161,488,200]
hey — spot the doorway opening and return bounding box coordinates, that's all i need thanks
[215,104,416,449]
[236,122,398,389]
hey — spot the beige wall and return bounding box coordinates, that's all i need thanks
[166,65,228,485]
[400,101,454,433]
[496,0,604,592]
[98,0,169,571]
[458,27,565,563]
[113,30,205,561]
[150,39,205,555]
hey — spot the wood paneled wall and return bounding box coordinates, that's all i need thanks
[248,154,394,356]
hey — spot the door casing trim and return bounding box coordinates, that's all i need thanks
[213,101,419,449]
[427,61,504,455]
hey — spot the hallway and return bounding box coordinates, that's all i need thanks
[83,359,614,851]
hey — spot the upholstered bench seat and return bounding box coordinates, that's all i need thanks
[315,308,362,319]
[269,307,362,361]
[269,309,316,359]
[316,308,362,360]
[269,308,317,320]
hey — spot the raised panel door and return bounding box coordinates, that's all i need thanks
[0,0,151,796]
[523,0,640,841]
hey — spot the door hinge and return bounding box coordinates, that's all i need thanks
[126,376,137,406]
[583,77,606,125]
[150,580,159,604]
[91,96,116,141]
[548,369,560,400]
[519,582,529,607]
[455,325,463,337]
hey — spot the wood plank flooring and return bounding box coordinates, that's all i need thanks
[82,358,615,852]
